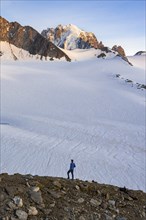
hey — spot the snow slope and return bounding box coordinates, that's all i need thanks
[0,41,40,60]
[1,55,146,192]
[0,41,66,61]
[128,55,146,70]
[60,48,117,61]
[1,41,106,62]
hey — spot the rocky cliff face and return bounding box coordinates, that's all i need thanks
[0,16,71,61]
[112,45,126,57]
[0,173,145,220]
[41,24,104,50]
[111,45,132,65]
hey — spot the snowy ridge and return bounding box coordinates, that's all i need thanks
[1,56,145,192]
[60,48,118,61]
[0,41,125,63]
[128,55,146,69]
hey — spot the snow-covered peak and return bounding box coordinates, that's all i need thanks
[41,24,101,50]
[63,24,83,35]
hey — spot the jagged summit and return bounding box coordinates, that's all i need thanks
[0,17,132,64]
[41,24,104,50]
[41,23,131,64]
[63,23,82,33]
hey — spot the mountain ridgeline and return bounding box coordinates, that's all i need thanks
[41,24,127,57]
[0,16,132,63]
[0,16,71,61]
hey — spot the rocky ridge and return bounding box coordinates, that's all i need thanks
[0,16,133,64]
[134,51,146,56]
[41,24,127,58]
[0,173,145,220]
[0,16,71,61]
[41,24,133,65]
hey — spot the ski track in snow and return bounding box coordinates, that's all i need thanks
[1,58,146,192]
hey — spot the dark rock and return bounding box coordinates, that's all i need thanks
[29,190,43,205]
[4,186,15,197]
[53,180,62,189]
[48,189,62,199]
[101,47,112,53]
[115,217,127,220]
[135,51,146,56]
[0,16,71,61]
[0,191,8,202]
[140,84,146,89]
[44,209,52,215]
[7,201,17,210]
[104,214,113,220]
[97,53,106,58]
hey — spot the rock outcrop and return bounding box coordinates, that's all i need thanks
[0,16,71,61]
[135,51,146,56]
[112,45,132,65]
[112,45,126,57]
[41,24,104,50]
[0,173,145,219]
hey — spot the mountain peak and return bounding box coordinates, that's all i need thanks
[41,24,102,50]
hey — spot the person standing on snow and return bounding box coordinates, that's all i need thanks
[67,159,76,180]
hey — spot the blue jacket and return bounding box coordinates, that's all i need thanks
[70,162,76,170]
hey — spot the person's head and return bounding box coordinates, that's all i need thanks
[71,159,74,163]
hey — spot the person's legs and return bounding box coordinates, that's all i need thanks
[71,170,74,180]
[67,170,71,179]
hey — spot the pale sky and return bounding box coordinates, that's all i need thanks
[1,0,146,55]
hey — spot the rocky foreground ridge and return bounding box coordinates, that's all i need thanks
[0,17,71,61]
[0,174,145,220]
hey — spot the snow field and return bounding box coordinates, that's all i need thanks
[1,57,146,192]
